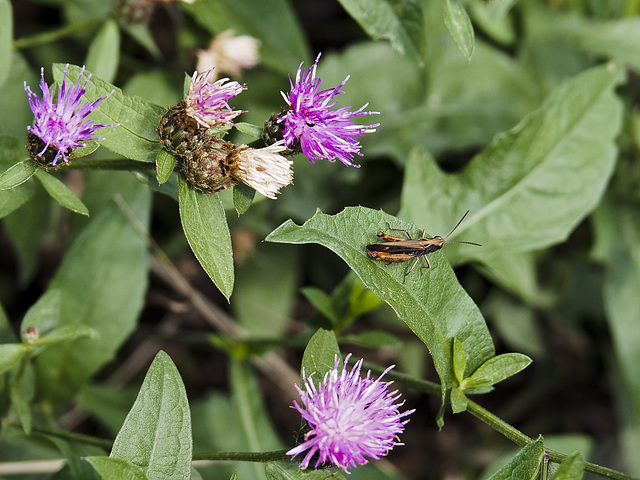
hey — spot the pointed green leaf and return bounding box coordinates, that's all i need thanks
[53,64,164,163]
[301,287,338,326]
[155,150,176,185]
[399,64,624,266]
[301,328,341,382]
[340,330,402,349]
[450,387,468,414]
[10,362,35,434]
[235,122,262,140]
[551,451,585,480]
[266,207,494,392]
[178,177,234,300]
[443,0,475,60]
[452,338,468,385]
[85,19,120,84]
[34,169,89,216]
[266,460,348,479]
[0,136,32,217]
[0,0,12,87]
[34,325,98,346]
[86,456,150,480]
[463,353,532,390]
[111,351,192,480]
[0,159,37,190]
[233,183,255,215]
[336,0,425,64]
[0,344,28,375]
[487,436,545,480]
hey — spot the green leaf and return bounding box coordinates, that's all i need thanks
[10,362,35,434]
[155,149,176,185]
[85,456,150,480]
[399,64,623,266]
[22,176,150,404]
[234,122,262,140]
[452,338,468,385]
[183,0,310,75]
[85,19,120,84]
[111,351,192,480]
[233,183,256,215]
[0,344,28,375]
[266,207,494,393]
[266,460,348,479]
[178,177,234,300]
[336,0,425,65]
[550,451,585,480]
[53,64,164,163]
[301,287,338,326]
[463,353,532,390]
[0,159,37,190]
[487,436,545,480]
[33,325,98,346]
[443,0,475,60]
[301,328,340,382]
[0,0,12,87]
[450,387,468,414]
[34,169,89,216]
[340,330,403,349]
[45,437,103,480]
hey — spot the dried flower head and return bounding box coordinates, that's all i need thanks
[279,53,380,167]
[184,69,246,130]
[196,30,260,79]
[287,354,414,473]
[24,65,115,166]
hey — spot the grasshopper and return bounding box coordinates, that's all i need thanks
[366,210,481,283]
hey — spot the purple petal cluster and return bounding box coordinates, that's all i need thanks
[287,354,414,473]
[185,69,246,129]
[281,54,379,167]
[25,65,114,165]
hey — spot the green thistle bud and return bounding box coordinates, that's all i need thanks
[263,108,300,156]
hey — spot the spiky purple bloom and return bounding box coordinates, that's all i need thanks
[287,354,414,473]
[25,65,114,166]
[281,54,379,167]
[185,69,246,129]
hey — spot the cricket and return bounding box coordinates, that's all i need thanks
[366,210,482,283]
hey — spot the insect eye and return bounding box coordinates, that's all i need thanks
[376,231,385,237]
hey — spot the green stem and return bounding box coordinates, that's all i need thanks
[14,19,104,50]
[58,159,157,171]
[192,450,289,462]
[31,426,114,450]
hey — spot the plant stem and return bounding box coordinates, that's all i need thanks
[31,426,114,450]
[14,19,103,50]
[192,450,289,462]
[58,159,157,172]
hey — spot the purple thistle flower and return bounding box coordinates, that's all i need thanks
[287,354,414,473]
[185,69,246,129]
[281,53,380,167]
[25,65,115,166]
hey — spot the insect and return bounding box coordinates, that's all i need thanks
[366,210,481,283]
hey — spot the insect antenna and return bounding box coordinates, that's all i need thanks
[442,210,482,247]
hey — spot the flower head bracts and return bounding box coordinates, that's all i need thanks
[287,354,414,473]
[25,65,115,166]
[281,54,380,167]
[185,69,246,129]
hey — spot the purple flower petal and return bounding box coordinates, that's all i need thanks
[184,69,246,129]
[282,54,379,167]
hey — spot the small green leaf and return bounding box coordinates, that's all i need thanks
[452,338,468,385]
[551,451,585,480]
[443,0,475,60]
[0,344,29,375]
[10,362,35,434]
[0,159,37,190]
[301,287,338,326]
[34,325,98,346]
[34,169,89,216]
[340,330,402,349]
[155,149,176,185]
[336,0,425,65]
[85,456,150,480]
[178,177,234,300]
[111,351,192,480]
[0,0,12,87]
[450,387,468,414]
[301,328,340,382]
[85,19,120,84]
[487,436,545,480]
[234,122,263,140]
[266,460,348,479]
[233,183,256,215]
[53,64,164,163]
[463,353,532,390]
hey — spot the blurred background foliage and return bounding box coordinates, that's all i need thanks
[1,0,640,478]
